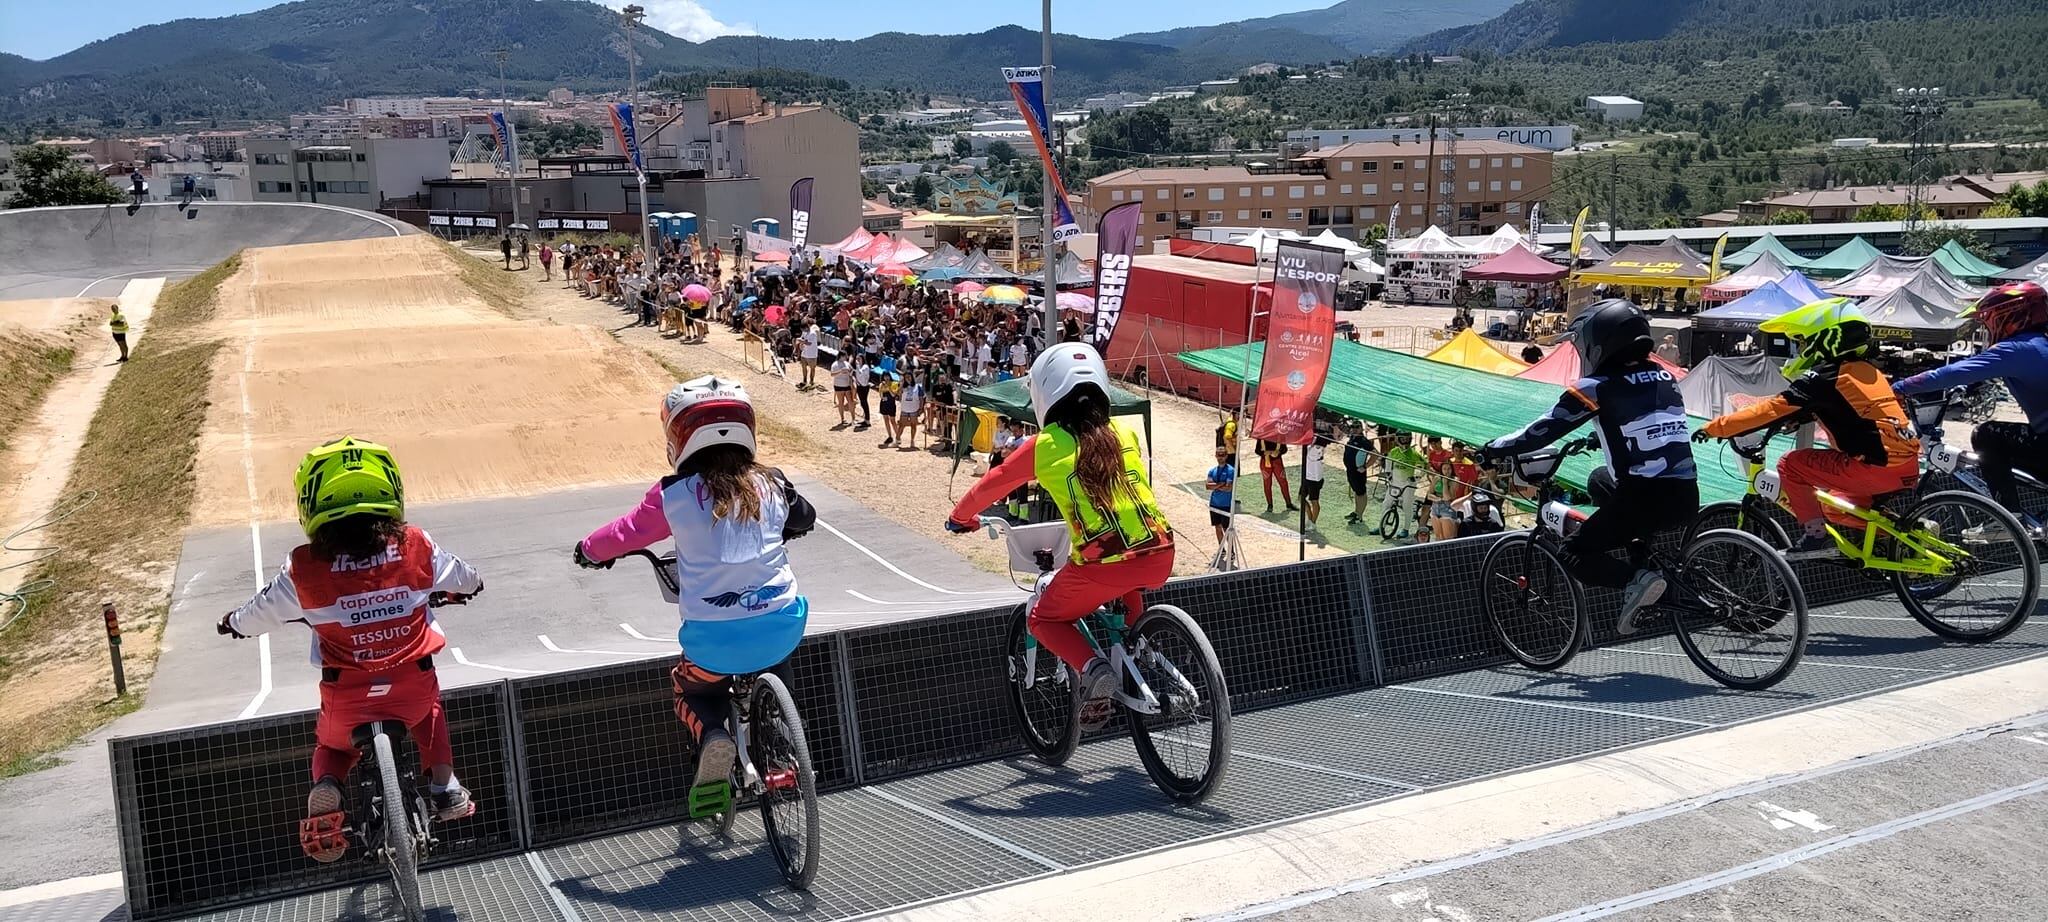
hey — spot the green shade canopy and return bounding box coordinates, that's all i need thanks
[1930,240,2007,282]
[1801,237,1886,277]
[1719,235,1812,270]
[1178,339,1785,505]
[950,375,1153,470]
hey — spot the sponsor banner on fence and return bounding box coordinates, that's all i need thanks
[789,177,814,248]
[1250,241,1343,445]
[1001,66,1079,242]
[1092,202,1141,350]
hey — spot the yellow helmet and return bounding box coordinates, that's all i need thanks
[1759,297,1872,379]
[292,437,404,536]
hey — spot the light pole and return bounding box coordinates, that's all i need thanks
[1039,0,1059,339]
[622,4,654,283]
[493,48,519,235]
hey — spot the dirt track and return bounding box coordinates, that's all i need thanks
[190,236,673,527]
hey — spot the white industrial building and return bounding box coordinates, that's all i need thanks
[1586,95,1645,121]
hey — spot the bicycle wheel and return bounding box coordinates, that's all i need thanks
[1685,500,1790,550]
[372,729,425,922]
[1670,528,1807,690]
[1479,533,1584,670]
[1003,603,1080,766]
[1378,505,1402,540]
[750,673,820,890]
[1890,491,2039,642]
[1126,604,1231,805]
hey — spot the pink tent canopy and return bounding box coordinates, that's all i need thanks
[844,233,897,263]
[1517,346,1685,386]
[882,237,929,264]
[826,227,875,253]
[1462,246,1569,283]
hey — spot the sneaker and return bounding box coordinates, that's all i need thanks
[1615,569,1668,636]
[1786,531,1836,559]
[299,778,349,863]
[431,782,477,822]
[1077,658,1120,732]
[694,729,737,791]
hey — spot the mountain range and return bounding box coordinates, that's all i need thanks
[1118,0,1516,55]
[1407,0,2042,53]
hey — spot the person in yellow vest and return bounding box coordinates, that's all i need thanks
[109,304,129,362]
[946,342,1173,729]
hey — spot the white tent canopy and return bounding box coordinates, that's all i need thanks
[1308,228,1370,257]
[1469,224,1547,255]
[1228,227,1306,258]
[1386,226,1470,256]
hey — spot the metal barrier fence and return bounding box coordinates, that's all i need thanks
[108,530,1897,919]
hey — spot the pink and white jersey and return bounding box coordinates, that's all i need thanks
[227,525,482,671]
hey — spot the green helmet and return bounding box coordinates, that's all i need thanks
[1760,298,1872,379]
[293,437,404,536]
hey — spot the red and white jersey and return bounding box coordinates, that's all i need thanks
[226,525,482,672]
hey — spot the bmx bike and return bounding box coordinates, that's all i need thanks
[612,549,821,889]
[1690,418,2039,643]
[1909,390,2046,541]
[977,517,1231,805]
[1480,437,1810,690]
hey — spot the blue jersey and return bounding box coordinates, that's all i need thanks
[1896,332,2048,434]
[1207,463,1236,510]
[1488,359,1696,481]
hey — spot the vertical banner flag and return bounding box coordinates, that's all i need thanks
[489,111,522,174]
[1002,66,1079,243]
[1091,202,1142,349]
[1250,241,1343,445]
[1527,202,1542,240]
[1568,205,1591,260]
[1386,198,1400,242]
[1708,232,1730,282]
[789,178,815,248]
[608,102,643,173]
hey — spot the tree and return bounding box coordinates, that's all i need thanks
[1981,202,2022,218]
[952,135,972,159]
[910,174,935,208]
[1769,209,1812,225]
[984,141,1019,165]
[1851,202,1936,223]
[8,144,124,209]
[1903,224,1992,259]
[2001,180,2048,218]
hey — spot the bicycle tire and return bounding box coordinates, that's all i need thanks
[750,673,820,890]
[1670,529,1808,690]
[373,729,425,922]
[1479,533,1585,670]
[1003,603,1080,766]
[1378,505,1401,540]
[1685,500,1790,550]
[1125,604,1231,805]
[1890,491,2040,642]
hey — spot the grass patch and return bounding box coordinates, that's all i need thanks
[0,332,76,455]
[0,258,234,770]
[440,237,525,317]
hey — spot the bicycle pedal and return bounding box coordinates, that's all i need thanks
[687,779,733,819]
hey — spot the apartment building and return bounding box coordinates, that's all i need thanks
[622,87,862,243]
[1081,139,1552,249]
[247,137,450,210]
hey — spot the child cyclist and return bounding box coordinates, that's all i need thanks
[1700,299,1920,555]
[945,343,1174,729]
[216,437,484,863]
[1894,281,2048,531]
[573,376,816,792]
[1475,299,1699,634]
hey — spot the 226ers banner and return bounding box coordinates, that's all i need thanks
[1091,202,1141,349]
[1250,241,1343,445]
[789,177,815,248]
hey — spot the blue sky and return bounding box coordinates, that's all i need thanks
[1,0,1336,59]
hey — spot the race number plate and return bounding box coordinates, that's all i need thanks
[1931,444,1962,473]
[1757,470,1784,503]
[1541,501,1574,535]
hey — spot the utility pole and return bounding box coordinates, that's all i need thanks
[622,4,654,284]
[1607,155,1619,248]
[1424,115,1438,230]
[1896,86,1946,234]
[1040,0,1059,340]
[493,48,519,235]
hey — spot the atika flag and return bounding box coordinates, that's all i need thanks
[1091,202,1141,349]
[608,102,643,173]
[1001,66,1079,243]
[1250,241,1343,445]
[489,111,522,174]
[789,177,815,248]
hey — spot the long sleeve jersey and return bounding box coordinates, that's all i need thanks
[1486,360,1696,481]
[226,525,481,671]
[1895,332,2048,434]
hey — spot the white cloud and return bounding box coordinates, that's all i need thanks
[600,0,756,42]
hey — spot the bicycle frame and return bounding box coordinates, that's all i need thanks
[995,520,1176,717]
[1723,427,1961,577]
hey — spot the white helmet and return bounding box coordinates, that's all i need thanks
[1027,342,1111,427]
[661,376,756,470]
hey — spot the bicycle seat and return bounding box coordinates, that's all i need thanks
[350,720,410,748]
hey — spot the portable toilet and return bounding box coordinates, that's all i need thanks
[673,212,699,244]
[750,218,780,239]
[647,212,674,238]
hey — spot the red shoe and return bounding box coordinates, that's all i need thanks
[299,779,349,863]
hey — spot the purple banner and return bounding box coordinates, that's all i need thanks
[1092,202,1141,350]
[608,102,642,173]
[789,177,815,248]
[489,111,521,174]
[1001,66,1079,242]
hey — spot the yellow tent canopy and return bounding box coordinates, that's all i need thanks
[1425,328,1530,376]
[1574,238,1716,289]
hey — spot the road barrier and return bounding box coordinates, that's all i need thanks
[108,530,1901,919]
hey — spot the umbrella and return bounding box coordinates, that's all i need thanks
[1056,291,1096,314]
[875,263,915,279]
[682,284,712,303]
[508,222,531,231]
[756,250,790,263]
[921,266,966,282]
[981,284,1028,305]
[822,278,853,289]
[738,295,760,311]
[753,265,790,277]
[764,304,788,324]
[953,281,987,295]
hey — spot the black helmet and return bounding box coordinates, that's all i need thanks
[1566,299,1652,372]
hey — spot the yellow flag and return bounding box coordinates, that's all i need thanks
[1708,233,1730,282]
[1569,206,1591,260]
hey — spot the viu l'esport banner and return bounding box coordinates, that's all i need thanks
[1001,66,1079,243]
[1251,241,1344,445]
[789,177,815,248]
[608,102,643,173]
[1092,202,1141,350]
[489,111,522,174]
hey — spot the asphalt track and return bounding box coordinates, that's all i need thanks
[0,202,411,300]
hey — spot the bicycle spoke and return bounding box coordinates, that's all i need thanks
[1675,531,1806,688]
[1894,493,2038,640]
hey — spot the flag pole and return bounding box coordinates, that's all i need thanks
[1039,0,1059,340]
